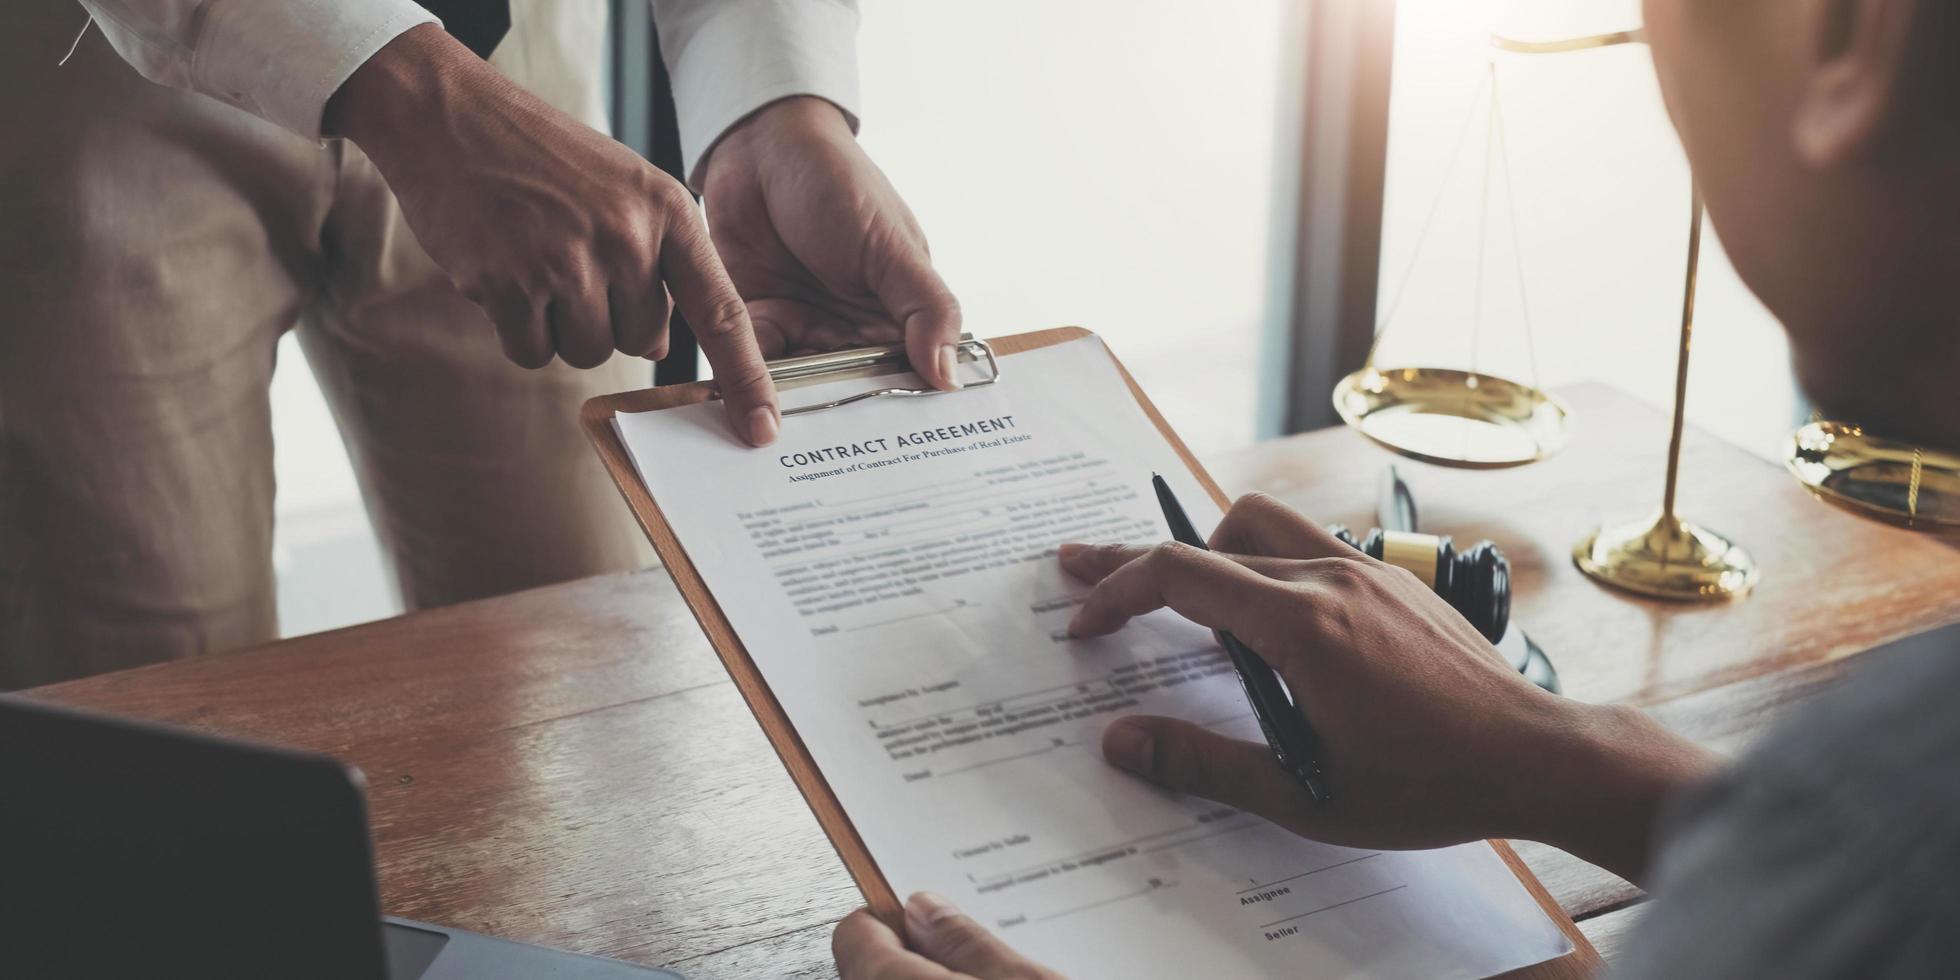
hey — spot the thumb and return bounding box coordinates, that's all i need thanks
[1102,717,1316,825]
[870,245,964,392]
[904,892,1057,979]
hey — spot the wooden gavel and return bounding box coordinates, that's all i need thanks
[1325,526,1511,644]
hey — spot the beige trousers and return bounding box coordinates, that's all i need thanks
[0,2,649,689]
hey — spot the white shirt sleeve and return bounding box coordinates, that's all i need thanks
[652,0,862,188]
[76,0,437,140]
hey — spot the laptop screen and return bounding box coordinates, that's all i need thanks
[0,695,393,978]
[385,921,451,979]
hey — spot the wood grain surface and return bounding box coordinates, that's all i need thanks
[24,374,1960,978]
[1206,383,1960,708]
[1575,904,1650,966]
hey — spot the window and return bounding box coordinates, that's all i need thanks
[1374,0,1800,457]
[853,1,1290,457]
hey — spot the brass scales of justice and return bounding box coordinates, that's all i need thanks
[1331,25,1763,601]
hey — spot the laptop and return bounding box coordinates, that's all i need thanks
[0,694,681,979]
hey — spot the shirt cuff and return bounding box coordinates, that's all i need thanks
[660,0,863,189]
[192,0,439,140]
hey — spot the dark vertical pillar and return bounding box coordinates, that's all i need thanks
[1264,0,1398,434]
[610,0,701,384]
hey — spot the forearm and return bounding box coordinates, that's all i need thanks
[323,23,581,219]
[324,24,486,170]
[1512,701,1723,884]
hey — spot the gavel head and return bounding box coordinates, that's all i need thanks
[1325,526,1511,644]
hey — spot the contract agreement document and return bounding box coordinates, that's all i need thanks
[613,336,1571,978]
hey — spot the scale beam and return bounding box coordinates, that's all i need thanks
[1488,29,1647,55]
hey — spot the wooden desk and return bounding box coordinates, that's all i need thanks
[24,384,1960,977]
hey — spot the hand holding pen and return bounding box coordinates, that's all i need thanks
[1150,475,1331,801]
[1054,491,1682,868]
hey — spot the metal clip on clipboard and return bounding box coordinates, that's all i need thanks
[745,334,1001,418]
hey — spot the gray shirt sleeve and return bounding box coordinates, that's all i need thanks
[1613,630,1960,980]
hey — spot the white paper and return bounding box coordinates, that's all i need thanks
[616,337,1571,978]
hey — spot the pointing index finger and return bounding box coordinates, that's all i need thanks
[1067,542,1281,647]
[1057,542,1151,584]
[661,213,779,446]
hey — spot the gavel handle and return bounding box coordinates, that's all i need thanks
[1377,465,1420,534]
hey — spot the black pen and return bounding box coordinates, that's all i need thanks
[1153,474,1330,802]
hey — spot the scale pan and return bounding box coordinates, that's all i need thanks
[1332,366,1570,469]
[1784,421,1960,529]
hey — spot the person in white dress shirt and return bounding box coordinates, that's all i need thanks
[0,0,961,687]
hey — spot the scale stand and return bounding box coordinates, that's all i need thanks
[1573,189,1758,600]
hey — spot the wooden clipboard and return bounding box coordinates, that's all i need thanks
[581,326,1598,979]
